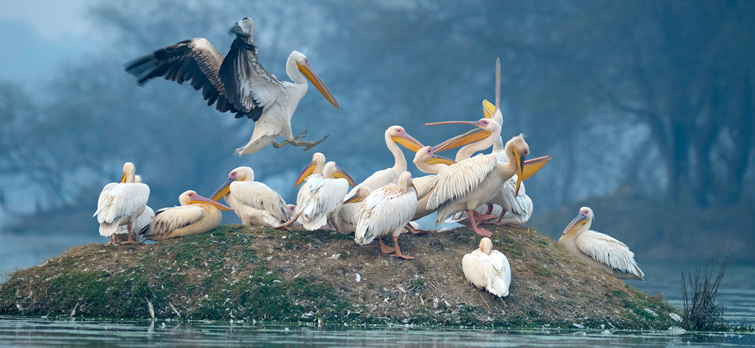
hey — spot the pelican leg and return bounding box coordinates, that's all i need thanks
[405,223,430,235]
[330,217,344,234]
[122,222,137,244]
[471,210,497,224]
[272,131,311,148]
[108,234,120,245]
[467,210,493,237]
[378,238,396,254]
[494,209,508,225]
[290,135,329,151]
[389,236,415,260]
[485,204,494,216]
[275,213,300,231]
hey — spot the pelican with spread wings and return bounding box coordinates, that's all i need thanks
[124,17,341,155]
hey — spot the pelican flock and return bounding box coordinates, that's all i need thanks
[125,17,340,155]
[87,24,647,313]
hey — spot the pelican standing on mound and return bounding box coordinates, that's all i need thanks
[94,162,150,244]
[354,172,418,259]
[559,207,644,281]
[426,119,530,237]
[462,237,511,297]
[139,190,233,241]
[209,166,290,227]
[115,175,154,243]
[124,17,341,155]
[279,153,355,232]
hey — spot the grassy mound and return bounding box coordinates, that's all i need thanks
[0,224,678,328]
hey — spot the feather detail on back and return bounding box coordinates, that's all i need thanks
[575,230,644,280]
[354,184,417,245]
[427,155,497,210]
[139,205,206,239]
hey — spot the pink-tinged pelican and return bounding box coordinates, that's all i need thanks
[209,166,290,227]
[354,172,418,259]
[124,17,340,155]
[559,207,644,281]
[407,145,456,229]
[462,237,511,297]
[115,175,154,243]
[279,154,355,232]
[425,119,529,237]
[94,162,150,244]
[139,190,233,241]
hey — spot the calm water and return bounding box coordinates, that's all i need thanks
[2,231,754,346]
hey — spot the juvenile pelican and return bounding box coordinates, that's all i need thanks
[354,172,418,259]
[426,119,529,237]
[115,175,154,243]
[462,237,511,297]
[209,166,290,227]
[559,207,644,281]
[124,17,341,155]
[280,154,355,232]
[139,190,233,241]
[94,162,150,244]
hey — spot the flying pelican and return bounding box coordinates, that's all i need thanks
[462,237,511,297]
[354,172,418,259]
[209,166,290,228]
[279,154,355,232]
[94,162,150,244]
[559,207,644,281]
[425,119,528,237]
[139,190,233,241]
[124,17,341,155]
[115,175,155,243]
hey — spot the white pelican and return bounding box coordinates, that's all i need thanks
[407,145,456,229]
[559,207,644,280]
[115,175,155,243]
[354,172,418,259]
[425,119,528,237]
[124,17,341,155]
[209,166,290,227]
[139,190,233,241]
[462,237,511,297]
[279,153,355,232]
[94,162,150,244]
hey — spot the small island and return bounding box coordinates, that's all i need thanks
[0,225,677,329]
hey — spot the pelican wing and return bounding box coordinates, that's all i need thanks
[94,183,150,224]
[496,175,528,216]
[576,230,642,278]
[355,186,417,245]
[412,175,437,199]
[139,205,206,239]
[124,38,241,116]
[427,155,497,210]
[219,37,284,118]
[230,181,289,222]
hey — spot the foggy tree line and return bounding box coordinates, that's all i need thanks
[0,0,753,225]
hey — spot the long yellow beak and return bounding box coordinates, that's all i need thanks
[521,155,551,181]
[482,99,495,119]
[188,194,234,211]
[297,61,340,110]
[425,154,456,166]
[120,173,127,183]
[343,190,364,204]
[514,150,525,196]
[295,161,317,187]
[210,177,235,201]
[563,213,588,235]
[334,165,357,186]
[391,132,424,153]
[427,120,492,153]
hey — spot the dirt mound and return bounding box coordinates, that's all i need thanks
[0,224,677,328]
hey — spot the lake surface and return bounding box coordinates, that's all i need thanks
[1,230,754,346]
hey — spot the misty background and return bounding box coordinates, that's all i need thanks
[1,0,753,271]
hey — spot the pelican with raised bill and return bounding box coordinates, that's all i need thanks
[94,162,150,244]
[425,119,533,237]
[354,172,418,259]
[559,207,644,281]
[210,166,291,228]
[139,190,233,241]
[279,153,356,232]
[124,17,340,155]
[462,237,511,297]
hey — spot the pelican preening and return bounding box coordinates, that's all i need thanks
[280,153,355,232]
[354,172,418,259]
[462,237,511,297]
[139,190,233,241]
[210,166,291,228]
[124,17,340,156]
[94,162,150,244]
[559,207,644,281]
